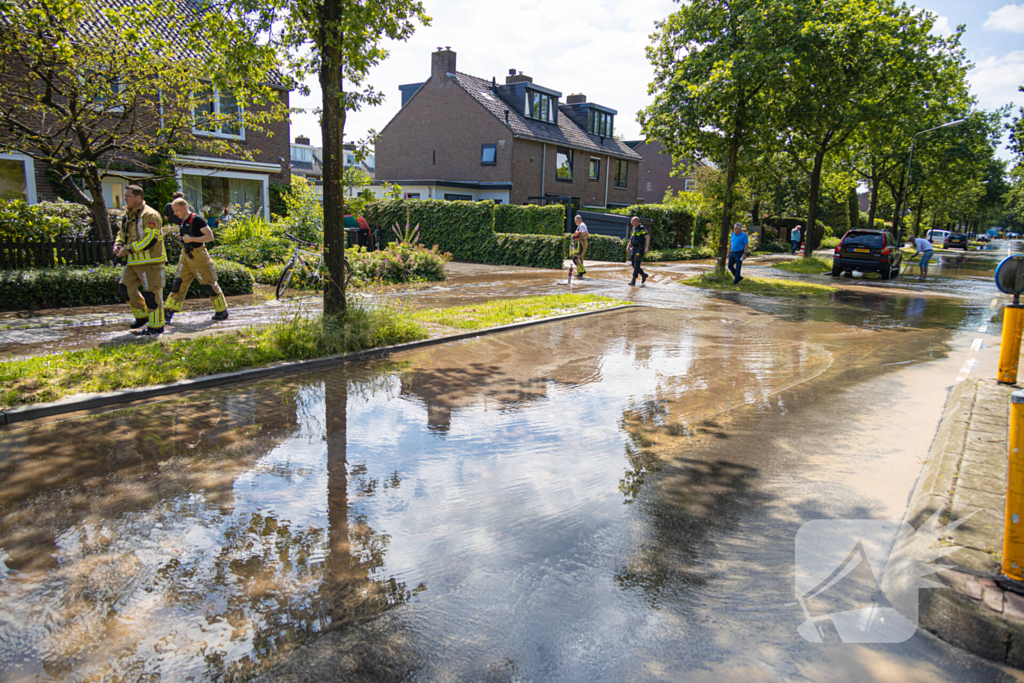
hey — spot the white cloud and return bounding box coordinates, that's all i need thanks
[931,15,953,37]
[985,4,1024,33]
[290,0,679,147]
[969,50,1024,111]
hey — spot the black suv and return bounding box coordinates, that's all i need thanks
[831,229,902,279]
[945,233,968,250]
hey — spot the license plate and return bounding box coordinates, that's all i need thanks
[853,248,870,253]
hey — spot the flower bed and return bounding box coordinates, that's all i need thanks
[347,243,451,287]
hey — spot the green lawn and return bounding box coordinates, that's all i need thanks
[415,294,627,331]
[681,272,837,297]
[772,257,833,274]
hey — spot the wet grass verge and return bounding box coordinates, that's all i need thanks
[415,294,627,331]
[681,272,837,297]
[0,305,427,409]
[771,257,832,274]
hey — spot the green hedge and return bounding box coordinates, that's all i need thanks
[0,261,254,311]
[494,204,564,236]
[0,200,93,240]
[582,234,628,263]
[613,204,695,250]
[490,234,566,269]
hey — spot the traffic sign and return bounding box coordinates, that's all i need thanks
[996,255,1024,296]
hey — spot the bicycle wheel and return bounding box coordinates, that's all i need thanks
[275,256,297,299]
[342,256,352,288]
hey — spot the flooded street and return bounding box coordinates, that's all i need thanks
[1,244,1022,681]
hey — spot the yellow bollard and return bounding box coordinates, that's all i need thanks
[1004,390,1024,581]
[999,304,1024,385]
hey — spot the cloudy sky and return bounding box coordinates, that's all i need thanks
[290,0,1024,158]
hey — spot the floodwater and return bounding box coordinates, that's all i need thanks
[1,272,1019,681]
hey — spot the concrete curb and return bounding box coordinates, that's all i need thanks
[0,304,636,426]
[889,378,1022,667]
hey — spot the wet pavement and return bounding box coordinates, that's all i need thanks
[1,243,1023,681]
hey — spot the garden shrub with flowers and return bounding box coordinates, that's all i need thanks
[347,243,451,287]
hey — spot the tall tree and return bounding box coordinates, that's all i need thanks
[641,0,786,273]
[0,0,285,240]
[777,0,967,255]
[227,0,429,317]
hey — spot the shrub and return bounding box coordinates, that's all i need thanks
[210,236,292,269]
[821,236,841,249]
[0,200,93,240]
[494,204,564,236]
[755,242,790,254]
[0,261,253,311]
[620,204,696,250]
[278,175,324,243]
[491,234,566,269]
[643,246,716,261]
[347,243,451,286]
[583,234,628,263]
[217,215,279,246]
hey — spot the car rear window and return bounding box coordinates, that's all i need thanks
[844,232,883,248]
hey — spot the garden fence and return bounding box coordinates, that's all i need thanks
[0,238,118,269]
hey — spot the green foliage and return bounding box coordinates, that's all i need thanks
[682,272,837,296]
[763,217,826,236]
[821,236,841,249]
[620,204,695,249]
[491,234,566,269]
[279,175,325,243]
[0,261,253,311]
[819,193,850,237]
[584,234,629,263]
[415,294,626,331]
[494,204,564,236]
[0,199,93,240]
[848,189,861,229]
[643,245,716,261]
[210,238,292,269]
[772,257,832,273]
[755,241,790,254]
[347,243,450,286]
[269,182,290,218]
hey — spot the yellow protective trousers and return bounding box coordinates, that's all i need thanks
[165,247,227,314]
[570,236,587,275]
[119,263,165,330]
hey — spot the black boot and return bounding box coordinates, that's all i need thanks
[212,310,229,321]
[130,317,149,329]
[137,327,163,337]
[164,311,175,324]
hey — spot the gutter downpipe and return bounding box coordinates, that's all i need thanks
[604,157,611,207]
[541,144,546,201]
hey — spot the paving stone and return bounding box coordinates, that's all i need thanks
[1004,592,1024,620]
[979,577,998,587]
[965,581,984,600]
[957,466,1007,496]
[983,587,1005,612]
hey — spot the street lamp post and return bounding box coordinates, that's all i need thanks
[895,119,966,246]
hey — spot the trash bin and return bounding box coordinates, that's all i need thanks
[344,226,369,249]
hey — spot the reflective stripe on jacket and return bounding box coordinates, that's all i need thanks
[115,202,166,266]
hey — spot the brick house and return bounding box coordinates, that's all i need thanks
[0,2,290,221]
[375,48,641,219]
[624,139,697,204]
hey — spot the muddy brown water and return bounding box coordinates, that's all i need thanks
[0,279,1020,681]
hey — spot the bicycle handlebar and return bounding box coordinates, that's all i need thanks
[284,232,320,247]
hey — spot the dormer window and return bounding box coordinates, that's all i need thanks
[525,89,556,123]
[588,109,613,137]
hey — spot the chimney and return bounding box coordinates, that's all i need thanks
[505,69,533,85]
[431,47,456,77]
[566,94,586,104]
[295,135,310,145]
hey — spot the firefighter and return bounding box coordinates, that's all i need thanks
[113,185,166,336]
[164,197,228,323]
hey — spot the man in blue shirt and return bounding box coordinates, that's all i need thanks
[728,223,749,284]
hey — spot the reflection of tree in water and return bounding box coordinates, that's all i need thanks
[618,399,668,504]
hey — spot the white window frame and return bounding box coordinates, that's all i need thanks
[176,168,269,220]
[291,145,314,163]
[193,87,245,141]
[0,152,37,203]
[684,178,696,192]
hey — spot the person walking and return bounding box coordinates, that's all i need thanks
[572,214,589,278]
[626,216,650,286]
[791,224,802,254]
[908,235,935,281]
[727,222,749,284]
[113,185,167,336]
[164,198,229,323]
[163,191,186,227]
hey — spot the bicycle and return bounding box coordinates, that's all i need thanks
[275,232,351,300]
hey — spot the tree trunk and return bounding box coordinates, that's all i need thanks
[912,194,924,238]
[751,200,761,227]
[717,135,741,274]
[867,169,879,230]
[891,174,906,243]
[320,0,347,319]
[804,149,826,256]
[59,169,112,241]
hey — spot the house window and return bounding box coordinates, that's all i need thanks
[525,89,557,123]
[614,160,628,188]
[84,71,123,112]
[405,193,420,200]
[182,173,263,220]
[587,109,613,137]
[589,157,600,181]
[684,178,696,192]
[0,153,35,203]
[556,148,573,181]
[291,146,313,163]
[481,144,497,166]
[193,87,243,139]
[444,193,473,201]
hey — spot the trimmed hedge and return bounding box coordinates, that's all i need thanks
[582,234,628,263]
[0,261,254,311]
[491,234,566,269]
[612,204,695,250]
[494,204,564,236]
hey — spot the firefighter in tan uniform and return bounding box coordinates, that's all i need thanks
[113,185,166,336]
[164,197,229,323]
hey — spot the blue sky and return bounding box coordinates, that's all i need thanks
[291,1,1024,160]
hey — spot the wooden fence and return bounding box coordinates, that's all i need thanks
[0,239,118,269]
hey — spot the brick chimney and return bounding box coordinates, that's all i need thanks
[432,47,456,77]
[294,135,310,145]
[505,68,533,85]
[566,94,586,104]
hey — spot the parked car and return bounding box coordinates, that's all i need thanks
[978,234,991,243]
[832,229,903,279]
[945,233,968,250]
[1009,232,1021,240]
[927,229,952,248]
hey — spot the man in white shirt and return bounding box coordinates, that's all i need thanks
[909,235,935,281]
[572,214,589,279]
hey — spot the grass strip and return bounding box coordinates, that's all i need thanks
[415,294,627,331]
[771,257,833,274]
[0,306,427,409]
[681,272,837,297]
[643,246,716,262]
